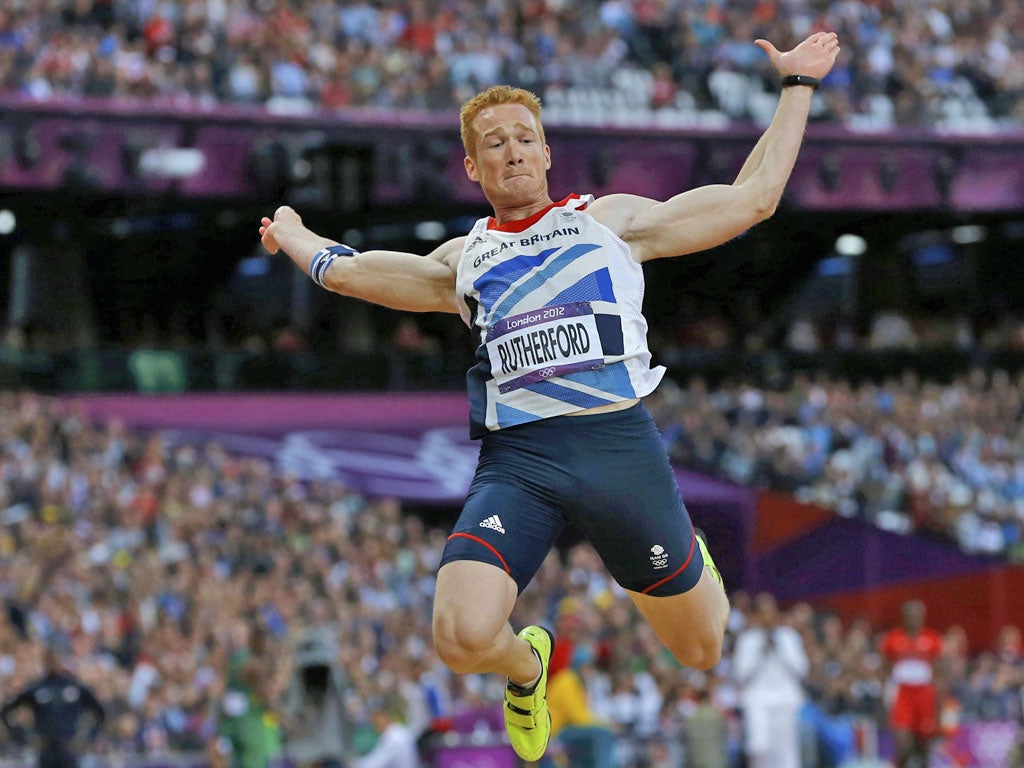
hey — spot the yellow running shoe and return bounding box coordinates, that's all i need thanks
[504,625,554,762]
[695,528,724,590]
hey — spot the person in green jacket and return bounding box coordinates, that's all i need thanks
[210,622,282,768]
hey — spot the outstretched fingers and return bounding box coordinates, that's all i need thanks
[259,216,279,254]
[818,32,840,49]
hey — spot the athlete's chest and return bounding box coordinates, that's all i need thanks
[457,214,611,295]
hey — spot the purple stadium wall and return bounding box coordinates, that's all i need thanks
[6,95,1024,211]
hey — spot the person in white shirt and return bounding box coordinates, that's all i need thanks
[733,593,809,768]
[355,696,420,768]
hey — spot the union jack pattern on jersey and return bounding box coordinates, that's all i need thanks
[456,194,665,438]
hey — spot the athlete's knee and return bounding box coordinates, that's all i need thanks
[432,607,502,674]
[676,592,729,669]
[667,622,725,670]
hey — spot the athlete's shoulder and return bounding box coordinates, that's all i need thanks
[586,193,659,238]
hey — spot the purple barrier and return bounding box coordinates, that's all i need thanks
[790,144,947,210]
[953,148,1024,211]
[66,392,479,503]
[4,94,1024,210]
[433,746,518,768]
[63,393,757,556]
[64,392,473,431]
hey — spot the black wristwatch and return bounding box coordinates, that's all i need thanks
[781,74,821,90]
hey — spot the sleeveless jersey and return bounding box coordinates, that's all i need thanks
[455,194,665,438]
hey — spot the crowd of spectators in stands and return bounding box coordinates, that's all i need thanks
[649,367,1024,560]
[1,393,1022,767]
[1,0,1022,131]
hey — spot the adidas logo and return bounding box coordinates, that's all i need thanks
[479,515,505,534]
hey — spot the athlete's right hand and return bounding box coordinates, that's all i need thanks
[259,205,303,255]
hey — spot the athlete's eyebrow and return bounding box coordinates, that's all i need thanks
[480,122,538,140]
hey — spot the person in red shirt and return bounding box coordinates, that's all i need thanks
[880,600,943,768]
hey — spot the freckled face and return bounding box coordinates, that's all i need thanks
[464,103,551,206]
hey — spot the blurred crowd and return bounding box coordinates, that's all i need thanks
[1,0,1022,130]
[1,392,1023,768]
[653,306,1024,360]
[649,367,1024,559]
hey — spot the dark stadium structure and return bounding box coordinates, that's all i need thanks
[2,98,1024,394]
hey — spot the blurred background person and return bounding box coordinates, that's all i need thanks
[733,592,809,768]
[0,644,106,768]
[211,619,283,768]
[683,686,728,768]
[354,694,419,768]
[881,600,943,768]
[544,628,616,768]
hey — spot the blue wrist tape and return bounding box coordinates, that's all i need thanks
[309,244,359,288]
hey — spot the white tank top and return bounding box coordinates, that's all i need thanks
[455,194,665,438]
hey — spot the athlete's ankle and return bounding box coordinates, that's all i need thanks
[507,647,542,694]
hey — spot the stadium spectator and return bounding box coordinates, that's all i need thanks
[733,592,809,768]
[354,694,420,768]
[545,622,616,768]
[682,686,728,768]
[211,619,283,768]
[2,0,1022,131]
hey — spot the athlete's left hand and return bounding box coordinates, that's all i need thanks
[755,31,840,81]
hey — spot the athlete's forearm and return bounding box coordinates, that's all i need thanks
[270,221,340,277]
[733,87,813,204]
[733,128,769,187]
[321,248,460,313]
[266,210,460,313]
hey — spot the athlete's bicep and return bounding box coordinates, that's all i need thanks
[323,237,463,313]
[616,184,772,262]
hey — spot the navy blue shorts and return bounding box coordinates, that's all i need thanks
[440,403,703,597]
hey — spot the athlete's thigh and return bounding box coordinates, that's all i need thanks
[440,436,567,594]
[568,411,700,596]
[626,565,729,664]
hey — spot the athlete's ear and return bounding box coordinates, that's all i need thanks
[465,155,479,182]
[544,144,551,170]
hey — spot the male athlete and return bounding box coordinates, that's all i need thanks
[880,600,944,768]
[260,31,840,763]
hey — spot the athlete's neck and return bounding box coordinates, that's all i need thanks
[491,196,555,226]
